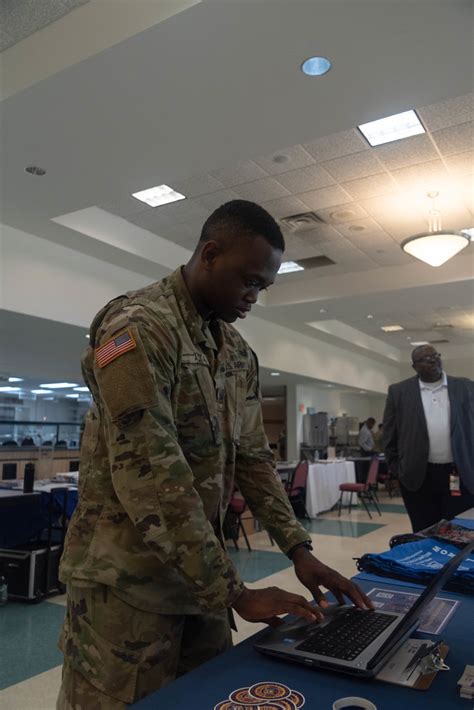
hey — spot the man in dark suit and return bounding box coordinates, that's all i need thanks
[383,345,474,532]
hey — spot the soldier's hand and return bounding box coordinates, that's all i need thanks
[233,586,323,624]
[292,547,373,610]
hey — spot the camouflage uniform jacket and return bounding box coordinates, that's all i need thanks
[59,268,310,614]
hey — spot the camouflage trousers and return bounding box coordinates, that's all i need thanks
[56,584,232,709]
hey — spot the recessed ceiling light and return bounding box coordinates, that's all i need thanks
[411,341,430,346]
[74,387,90,392]
[40,382,78,389]
[271,372,281,377]
[278,261,304,274]
[301,56,332,76]
[85,334,90,340]
[462,227,474,240]
[66,394,80,399]
[326,384,334,388]
[131,184,186,207]
[25,165,46,176]
[358,109,425,147]
[319,308,327,314]
[366,314,374,319]
[8,377,23,382]
[31,389,53,394]
[0,386,20,392]
[381,325,404,332]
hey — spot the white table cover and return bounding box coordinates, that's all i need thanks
[305,460,356,517]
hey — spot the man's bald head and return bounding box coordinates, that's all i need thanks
[411,344,443,383]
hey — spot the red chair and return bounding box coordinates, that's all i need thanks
[228,495,252,551]
[287,460,311,520]
[338,457,381,519]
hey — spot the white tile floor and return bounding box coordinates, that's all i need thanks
[0,495,410,709]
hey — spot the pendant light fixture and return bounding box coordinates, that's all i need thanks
[401,191,470,267]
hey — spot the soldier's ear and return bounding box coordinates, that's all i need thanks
[200,240,222,269]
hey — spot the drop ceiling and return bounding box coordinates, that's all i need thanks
[0,0,473,373]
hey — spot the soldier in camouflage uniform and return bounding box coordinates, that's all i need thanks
[57,201,371,708]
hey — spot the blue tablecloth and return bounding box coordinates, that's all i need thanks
[132,578,472,709]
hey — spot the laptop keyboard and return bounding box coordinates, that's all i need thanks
[295,609,397,661]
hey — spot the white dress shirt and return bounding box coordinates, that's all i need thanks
[419,371,453,464]
[358,423,374,453]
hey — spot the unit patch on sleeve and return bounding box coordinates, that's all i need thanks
[95,330,137,368]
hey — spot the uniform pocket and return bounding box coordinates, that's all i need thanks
[180,354,221,447]
[62,590,140,704]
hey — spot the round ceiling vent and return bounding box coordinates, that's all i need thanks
[25,166,46,176]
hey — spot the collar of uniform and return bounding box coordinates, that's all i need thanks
[170,267,217,350]
[419,371,447,390]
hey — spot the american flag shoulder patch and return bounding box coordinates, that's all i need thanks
[95,329,137,368]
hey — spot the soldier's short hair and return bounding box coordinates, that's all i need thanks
[200,200,285,252]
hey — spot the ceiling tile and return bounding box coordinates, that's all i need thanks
[322,151,382,182]
[374,134,438,170]
[262,195,309,219]
[341,173,396,200]
[432,122,474,156]
[312,202,369,224]
[127,199,208,232]
[173,173,225,197]
[158,222,199,245]
[254,144,315,175]
[444,151,474,177]
[276,164,335,194]
[390,160,451,194]
[100,194,150,218]
[360,194,428,241]
[418,93,474,132]
[299,184,353,211]
[193,188,240,212]
[296,224,345,246]
[336,217,395,243]
[210,160,268,187]
[235,177,290,202]
[303,129,368,162]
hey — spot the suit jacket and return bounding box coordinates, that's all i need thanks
[383,375,474,493]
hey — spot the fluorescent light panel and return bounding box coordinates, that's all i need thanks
[131,184,186,207]
[66,394,79,399]
[270,372,280,376]
[381,325,404,332]
[411,341,430,346]
[0,386,20,392]
[74,387,90,392]
[278,261,304,274]
[8,377,23,382]
[358,109,425,146]
[40,382,78,389]
[32,389,53,394]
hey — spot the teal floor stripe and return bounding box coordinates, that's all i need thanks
[227,549,292,582]
[0,600,65,690]
[376,503,407,514]
[302,519,386,538]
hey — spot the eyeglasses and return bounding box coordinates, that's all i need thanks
[413,353,441,364]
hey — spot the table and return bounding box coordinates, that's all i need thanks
[0,485,77,547]
[0,489,41,510]
[305,460,356,516]
[132,577,472,709]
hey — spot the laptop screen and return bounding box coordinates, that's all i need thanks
[368,541,474,669]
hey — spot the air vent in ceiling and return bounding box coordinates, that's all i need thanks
[280,211,325,232]
[297,255,336,269]
[429,339,450,344]
[433,324,454,329]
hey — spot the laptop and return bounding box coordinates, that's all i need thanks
[255,542,473,678]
